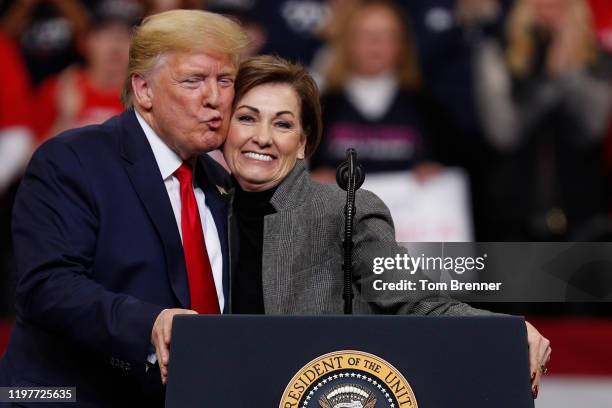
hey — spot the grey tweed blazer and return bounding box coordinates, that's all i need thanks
[228,160,489,316]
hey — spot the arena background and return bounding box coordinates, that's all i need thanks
[0,0,611,405]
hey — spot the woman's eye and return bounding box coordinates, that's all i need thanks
[275,121,292,129]
[238,115,255,123]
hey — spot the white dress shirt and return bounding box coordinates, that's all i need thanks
[135,111,225,312]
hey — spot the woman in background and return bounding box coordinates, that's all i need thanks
[474,0,612,240]
[309,0,455,183]
[224,55,551,398]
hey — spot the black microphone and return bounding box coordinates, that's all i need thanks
[336,149,365,314]
[336,149,365,191]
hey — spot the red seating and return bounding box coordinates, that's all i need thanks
[0,320,12,358]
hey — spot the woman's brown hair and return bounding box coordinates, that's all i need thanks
[324,0,421,91]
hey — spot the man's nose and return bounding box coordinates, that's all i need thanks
[203,78,220,108]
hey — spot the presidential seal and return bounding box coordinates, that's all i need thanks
[279,350,418,408]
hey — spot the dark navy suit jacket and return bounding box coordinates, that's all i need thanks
[0,110,231,406]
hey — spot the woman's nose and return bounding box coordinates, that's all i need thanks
[252,125,272,146]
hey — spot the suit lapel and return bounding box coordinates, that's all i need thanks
[119,110,190,308]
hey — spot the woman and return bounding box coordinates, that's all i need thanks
[223,55,551,397]
[474,0,611,240]
[309,0,453,182]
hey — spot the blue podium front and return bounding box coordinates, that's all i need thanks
[166,315,533,408]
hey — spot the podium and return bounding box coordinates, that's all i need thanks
[165,315,533,408]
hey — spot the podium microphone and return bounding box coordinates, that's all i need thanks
[336,149,365,314]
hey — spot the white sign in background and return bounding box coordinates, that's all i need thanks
[361,168,474,242]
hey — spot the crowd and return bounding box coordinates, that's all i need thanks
[1,0,611,319]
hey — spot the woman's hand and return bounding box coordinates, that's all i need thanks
[525,321,551,399]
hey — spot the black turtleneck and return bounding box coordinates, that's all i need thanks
[231,184,277,314]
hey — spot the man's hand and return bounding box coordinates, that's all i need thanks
[151,308,197,384]
[525,321,551,399]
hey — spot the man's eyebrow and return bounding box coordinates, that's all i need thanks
[176,70,204,77]
[219,69,237,77]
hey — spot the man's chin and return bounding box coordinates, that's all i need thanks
[194,134,225,154]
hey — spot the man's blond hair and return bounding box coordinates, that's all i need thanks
[121,9,249,108]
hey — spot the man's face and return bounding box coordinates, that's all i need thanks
[145,50,236,159]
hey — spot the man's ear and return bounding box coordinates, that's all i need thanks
[132,74,153,110]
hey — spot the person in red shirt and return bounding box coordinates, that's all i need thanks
[0,32,32,191]
[588,0,612,52]
[32,3,140,142]
[0,31,33,332]
[589,0,612,212]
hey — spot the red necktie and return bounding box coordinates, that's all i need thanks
[174,163,220,314]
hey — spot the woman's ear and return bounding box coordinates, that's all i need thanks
[297,133,307,160]
[132,74,153,110]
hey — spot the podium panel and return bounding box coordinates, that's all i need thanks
[166,315,533,408]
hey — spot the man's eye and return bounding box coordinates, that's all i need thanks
[219,77,234,87]
[181,78,200,85]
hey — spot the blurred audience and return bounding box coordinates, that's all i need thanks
[0,0,92,85]
[0,32,32,317]
[310,0,455,183]
[141,0,204,15]
[474,0,612,240]
[405,0,510,147]
[207,0,267,59]
[588,0,612,53]
[255,0,326,65]
[32,2,138,142]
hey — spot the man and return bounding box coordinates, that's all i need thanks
[0,10,248,406]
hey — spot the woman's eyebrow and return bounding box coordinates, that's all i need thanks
[236,105,259,113]
[275,111,295,118]
[235,106,295,118]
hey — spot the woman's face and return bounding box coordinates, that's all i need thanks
[531,0,567,30]
[224,83,306,192]
[349,5,402,76]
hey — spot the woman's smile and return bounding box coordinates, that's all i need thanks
[224,82,306,192]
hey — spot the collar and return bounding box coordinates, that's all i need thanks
[346,72,398,121]
[135,110,183,180]
[269,160,311,211]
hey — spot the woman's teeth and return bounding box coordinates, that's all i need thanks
[244,152,273,162]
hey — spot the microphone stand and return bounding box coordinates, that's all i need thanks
[336,149,365,315]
